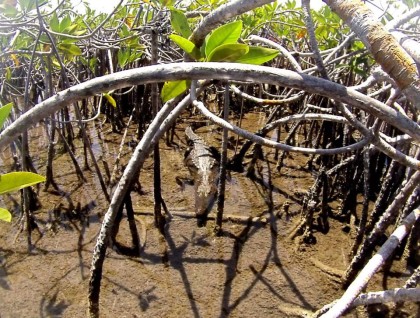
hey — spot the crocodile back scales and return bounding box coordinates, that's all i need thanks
[184,126,220,217]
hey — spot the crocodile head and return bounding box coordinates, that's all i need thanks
[194,167,219,227]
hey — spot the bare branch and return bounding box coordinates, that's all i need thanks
[319,208,420,318]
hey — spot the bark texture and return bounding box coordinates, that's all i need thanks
[323,0,420,110]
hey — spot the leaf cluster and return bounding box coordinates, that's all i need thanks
[162,15,279,102]
[0,103,45,222]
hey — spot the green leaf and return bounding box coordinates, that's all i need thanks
[18,0,35,11]
[0,172,45,195]
[170,8,192,38]
[18,0,46,12]
[207,43,249,62]
[117,49,130,68]
[0,103,13,128]
[128,51,143,64]
[205,20,243,58]
[103,93,117,108]
[61,37,78,44]
[57,43,82,56]
[119,24,130,38]
[161,80,190,103]
[159,0,175,7]
[63,24,79,35]
[0,4,18,17]
[5,68,12,81]
[50,12,60,32]
[235,46,279,65]
[169,34,202,60]
[73,29,87,36]
[0,208,12,222]
[60,15,72,33]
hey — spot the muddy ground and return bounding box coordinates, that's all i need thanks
[0,112,418,317]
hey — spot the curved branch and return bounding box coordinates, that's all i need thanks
[191,97,370,155]
[189,0,275,47]
[1,62,419,168]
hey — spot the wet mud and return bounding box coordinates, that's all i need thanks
[0,112,417,317]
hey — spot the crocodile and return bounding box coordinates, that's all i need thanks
[184,126,220,226]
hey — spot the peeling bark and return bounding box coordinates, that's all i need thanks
[323,0,420,110]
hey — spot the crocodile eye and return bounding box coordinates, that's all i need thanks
[184,148,192,159]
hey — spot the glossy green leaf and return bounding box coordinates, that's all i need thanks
[161,80,190,103]
[0,172,45,195]
[169,34,202,60]
[5,68,12,81]
[235,46,279,65]
[0,103,13,128]
[50,12,60,32]
[207,43,249,62]
[117,49,130,68]
[104,93,117,108]
[119,24,130,38]
[0,208,12,222]
[57,43,82,56]
[60,15,71,33]
[170,8,192,38]
[73,29,87,36]
[63,24,79,35]
[205,20,243,58]
[128,51,144,64]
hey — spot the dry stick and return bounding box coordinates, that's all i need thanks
[398,178,420,266]
[319,208,420,318]
[134,209,268,224]
[44,115,59,190]
[248,35,303,72]
[350,149,371,258]
[20,26,43,251]
[38,10,110,201]
[365,158,405,235]
[404,266,420,288]
[214,83,229,235]
[301,0,335,242]
[350,288,420,308]
[403,212,420,267]
[288,168,325,241]
[302,0,329,79]
[276,105,309,172]
[109,112,134,187]
[22,137,32,251]
[314,288,420,317]
[150,28,166,234]
[344,171,420,286]
[88,90,200,317]
[54,126,86,183]
[233,84,245,157]
[124,193,142,256]
[229,90,303,171]
[42,56,60,191]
